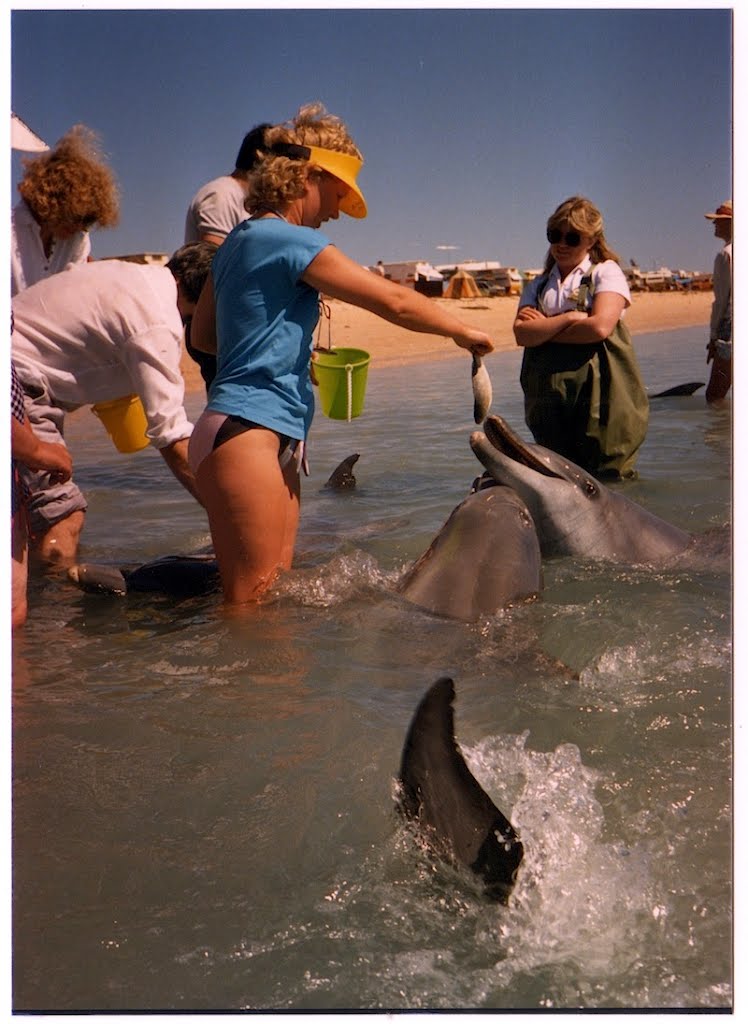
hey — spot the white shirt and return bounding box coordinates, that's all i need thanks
[184,174,249,243]
[11,261,192,449]
[11,199,92,296]
[519,256,631,316]
[710,242,732,341]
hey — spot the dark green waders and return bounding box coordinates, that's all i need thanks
[519,271,649,479]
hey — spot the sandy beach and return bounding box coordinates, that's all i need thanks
[180,290,712,392]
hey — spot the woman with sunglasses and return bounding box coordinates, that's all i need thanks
[513,196,648,479]
[188,102,494,608]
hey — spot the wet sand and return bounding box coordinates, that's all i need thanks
[180,290,712,391]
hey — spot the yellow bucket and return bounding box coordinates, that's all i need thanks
[314,348,371,421]
[91,394,150,453]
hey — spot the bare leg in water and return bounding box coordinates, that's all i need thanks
[196,427,300,606]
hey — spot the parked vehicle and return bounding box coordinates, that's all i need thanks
[372,260,444,292]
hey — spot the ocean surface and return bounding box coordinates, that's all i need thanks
[12,325,732,1012]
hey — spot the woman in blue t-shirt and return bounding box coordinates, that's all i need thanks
[189,103,494,607]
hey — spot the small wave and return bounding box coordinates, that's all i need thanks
[464,734,658,988]
[273,550,401,608]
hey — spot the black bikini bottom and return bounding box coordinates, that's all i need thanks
[212,415,292,456]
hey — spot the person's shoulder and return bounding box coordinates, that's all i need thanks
[520,272,546,299]
[284,221,330,243]
[591,260,630,302]
[85,257,142,278]
[197,173,232,190]
[93,259,175,298]
[253,219,330,247]
[592,259,626,280]
[12,199,33,225]
[190,174,236,202]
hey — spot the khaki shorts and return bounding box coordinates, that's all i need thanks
[16,380,88,537]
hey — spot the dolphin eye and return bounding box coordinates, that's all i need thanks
[585,480,598,497]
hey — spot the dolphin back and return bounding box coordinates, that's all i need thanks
[398,676,523,902]
[397,488,542,621]
[650,381,704,398]
[125,555,220,595]
[69,556,220,598]
[324,453,360,490]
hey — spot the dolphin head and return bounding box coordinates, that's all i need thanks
[470,415,691,563]
[470,415,609,557]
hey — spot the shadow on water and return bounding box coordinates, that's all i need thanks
[12,328,732,1010]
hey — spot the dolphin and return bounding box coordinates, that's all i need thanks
[396,487,542,621]
[68,554,220,598]
[397,676,523,903]
[324,453,360,490]
[470,414,691,564]
[69,488,540,620]
[649,381,705,398]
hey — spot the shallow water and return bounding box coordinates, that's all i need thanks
[12,326,732,1011]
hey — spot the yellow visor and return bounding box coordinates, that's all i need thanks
[269,141,368,218]
[305,145,367,219]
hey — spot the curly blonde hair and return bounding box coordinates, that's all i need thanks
[247,102,362,213]
[543,195,620,272]
[18,124,120,230]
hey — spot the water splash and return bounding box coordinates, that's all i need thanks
[274,550,401,608]
[464,735,659,990]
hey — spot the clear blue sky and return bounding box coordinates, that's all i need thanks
[9,5,733,274]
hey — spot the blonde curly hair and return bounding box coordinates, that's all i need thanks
[247,102,362,213]
[18,124,120,230]
[543,196,620,272]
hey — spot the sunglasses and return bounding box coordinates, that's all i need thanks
[546,228,582,247]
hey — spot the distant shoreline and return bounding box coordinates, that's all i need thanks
[180,290,712,392]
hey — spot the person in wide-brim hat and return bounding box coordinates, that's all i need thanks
[704,200,732,220]
[704,199,732,403]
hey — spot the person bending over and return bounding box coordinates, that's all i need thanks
[11,242,217,566]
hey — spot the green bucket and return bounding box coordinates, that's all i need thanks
[314,347,371,421]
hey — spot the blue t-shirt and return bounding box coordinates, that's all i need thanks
[208,217,331,440]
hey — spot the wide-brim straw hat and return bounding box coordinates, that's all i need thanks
[705,200,732,220]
